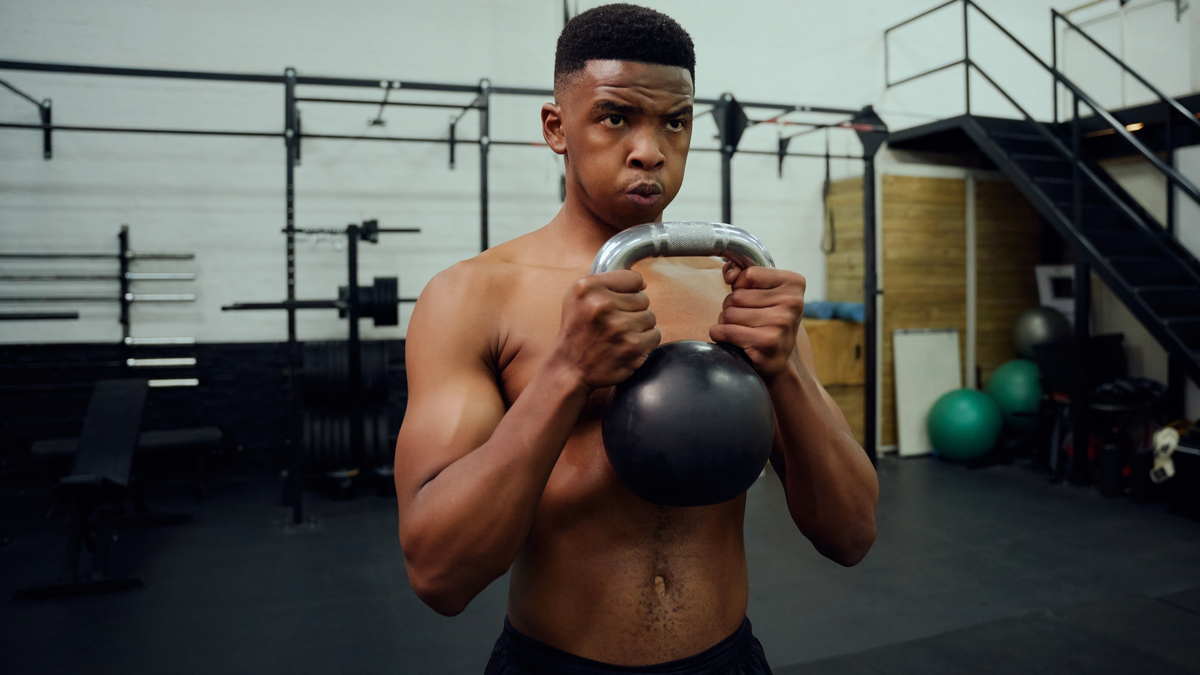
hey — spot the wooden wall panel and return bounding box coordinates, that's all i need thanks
[975,179,1041,384]
[824,177,865,304]
[880,175,967,447]
[820,173,1039,449]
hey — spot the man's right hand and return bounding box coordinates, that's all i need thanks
[554,270,661,390]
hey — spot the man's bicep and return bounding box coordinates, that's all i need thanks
[394,273,507,499]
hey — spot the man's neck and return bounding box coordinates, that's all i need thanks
[542,195,661,270]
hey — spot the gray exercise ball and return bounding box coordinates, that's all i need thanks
[1013,306,1071,359]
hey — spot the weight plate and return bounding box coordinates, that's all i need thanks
[363,409,377,468]
[373,277,399,327]
[340,414,352,470]
[301,410,312,471]
[378,408,392,466]
[320,412,330,473]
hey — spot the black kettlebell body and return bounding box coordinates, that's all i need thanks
[591,222,780,508]
[602,340,775,507]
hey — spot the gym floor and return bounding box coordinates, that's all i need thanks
[2,456,1198,675]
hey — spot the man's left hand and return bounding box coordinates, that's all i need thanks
[709,262,806,383]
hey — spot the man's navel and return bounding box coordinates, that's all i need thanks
[654,574,666,598]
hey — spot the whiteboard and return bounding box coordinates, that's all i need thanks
[894,329,962,458]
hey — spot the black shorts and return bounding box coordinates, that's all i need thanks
[484,616,773,675]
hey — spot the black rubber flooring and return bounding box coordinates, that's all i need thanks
[2,455,1198,674]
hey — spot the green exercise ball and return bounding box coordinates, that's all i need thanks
[986,359,1042,430]
[927,389,1003,461]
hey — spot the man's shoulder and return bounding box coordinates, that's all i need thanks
[420,255,518,312]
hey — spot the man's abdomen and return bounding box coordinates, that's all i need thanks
[506,451,749,666]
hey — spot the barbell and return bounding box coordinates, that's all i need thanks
[222,276,404,327]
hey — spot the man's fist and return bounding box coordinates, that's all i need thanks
[554,270,661,390]
[709,262,806,382]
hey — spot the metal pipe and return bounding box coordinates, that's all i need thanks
[0,122,281,138]
[119,226,130,340]
[347,223,365,470]
[590,222,774,275]
[964,0,971,114]
[285,68,298,344]
[0,76,43,107]
[302,132,472,144]
[148,378,200,388]
[721,148,734,224]
[0,58,282,83]
[888,60,968,89]
[126,293,196,301]
[480,79,491,252]
[297,74,482,93]
[296,97,480,110]
[126,357,197,368]
[1069,259,1092,485]
[1052,12,1059,125]
[0,312,79,321]
[124,337,195,345]
[862,155,879,464]
[883,0,960,37]
[0,273,190,281]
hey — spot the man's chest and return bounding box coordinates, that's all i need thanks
[496,260,730,406]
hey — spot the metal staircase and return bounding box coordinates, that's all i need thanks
[885,0,1200,391]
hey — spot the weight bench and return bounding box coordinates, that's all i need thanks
[14,379,193,601]
[31,426,222,500]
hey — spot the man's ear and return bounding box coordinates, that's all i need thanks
[541,102,567,155]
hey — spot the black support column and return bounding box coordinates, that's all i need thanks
[712,94,747,225]
[853,106,888,465]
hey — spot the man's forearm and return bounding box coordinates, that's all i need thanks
[400,358,590,614]
[767,360,878,566]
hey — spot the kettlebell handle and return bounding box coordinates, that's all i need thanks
[589,222,775,275]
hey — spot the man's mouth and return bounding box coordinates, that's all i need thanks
[626,183,663,208]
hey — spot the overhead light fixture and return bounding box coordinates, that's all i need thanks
[1125,122,1144,132]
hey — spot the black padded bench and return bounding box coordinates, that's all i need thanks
[31,426,222,499]
[14,379,195,601]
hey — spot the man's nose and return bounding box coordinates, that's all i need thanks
[627,128,665,171]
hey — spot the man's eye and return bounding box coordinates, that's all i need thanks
[666,119,686,131]
[604,114,625,127]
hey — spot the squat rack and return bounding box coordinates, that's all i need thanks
[0,58,888,462]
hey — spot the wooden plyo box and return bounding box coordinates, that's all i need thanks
[805,318,865,445]
[804,318,865,386]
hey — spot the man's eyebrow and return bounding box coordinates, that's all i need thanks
[665,105,693,118]
[591,100,642,115]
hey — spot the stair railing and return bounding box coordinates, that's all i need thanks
[885,0,1200,225]
[1052,9,1200,234]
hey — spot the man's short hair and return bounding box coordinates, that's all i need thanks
[554,3,696,93]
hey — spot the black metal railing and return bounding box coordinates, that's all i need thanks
[1052,8,1200,233]
[884,0,1200,235]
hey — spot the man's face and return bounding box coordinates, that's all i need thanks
[546,60,694,228]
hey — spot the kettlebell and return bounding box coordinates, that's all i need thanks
[591,222,777,507]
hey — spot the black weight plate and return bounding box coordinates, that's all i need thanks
[362,342,388,403]
[378,409,392,466]
[301,410,313,471]
[363,409,377,468]
[339,414,352,470]
[373,277,399,327]
[321,410,331,468]
[310,411,322,473]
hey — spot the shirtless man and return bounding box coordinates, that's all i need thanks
[395,5,879,673]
